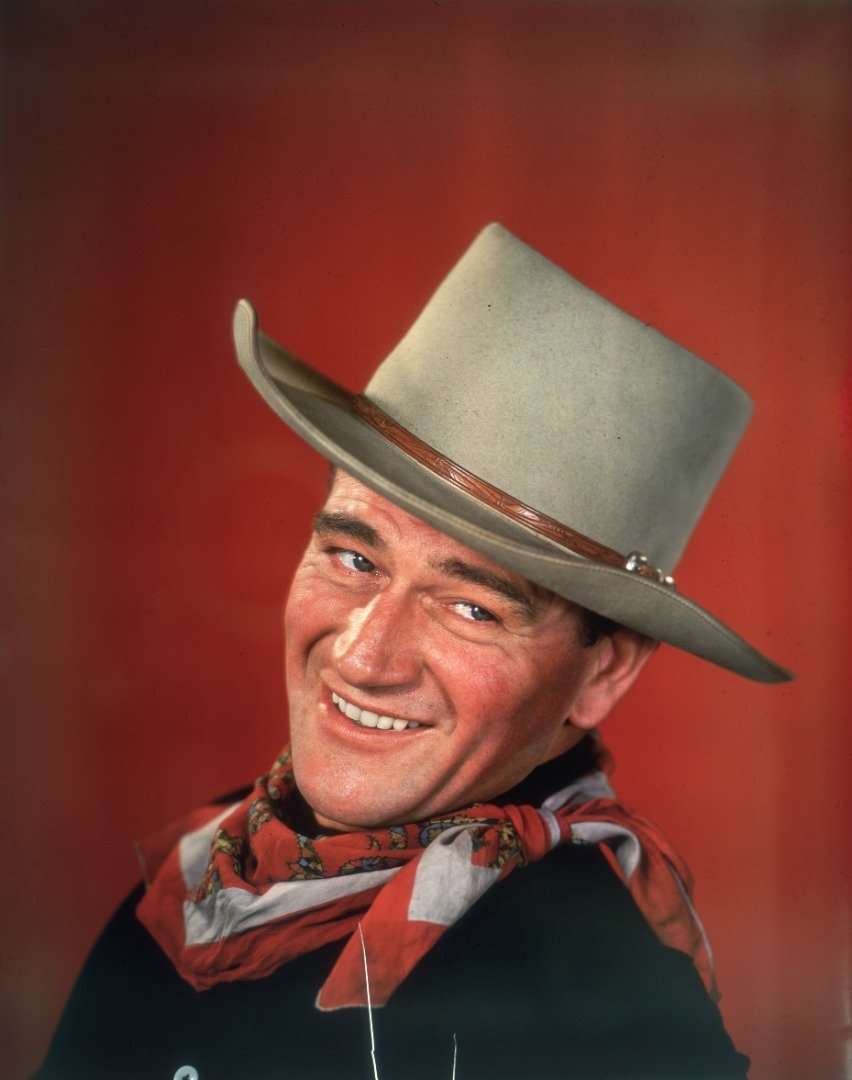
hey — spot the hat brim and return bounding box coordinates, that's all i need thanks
[233,299,792,684]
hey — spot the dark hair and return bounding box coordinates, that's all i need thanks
[580,608,622,647]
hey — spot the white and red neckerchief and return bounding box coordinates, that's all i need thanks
[136,745,716,1010]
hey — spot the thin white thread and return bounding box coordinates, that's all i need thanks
[359,923,380,1080]
[451,1032,458,1080]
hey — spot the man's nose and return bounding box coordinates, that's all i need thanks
[332,590,423,690]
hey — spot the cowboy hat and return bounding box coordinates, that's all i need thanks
[232,223,791,683]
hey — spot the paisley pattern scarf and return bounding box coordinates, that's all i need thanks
[136,745,716,1010]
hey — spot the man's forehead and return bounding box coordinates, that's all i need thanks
[322,469,505,562]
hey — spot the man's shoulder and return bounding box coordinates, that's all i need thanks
[385,842,749,1079]
[404,839,682,984]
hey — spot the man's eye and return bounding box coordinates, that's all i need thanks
[335,549,376,574]
[453,602,497,623]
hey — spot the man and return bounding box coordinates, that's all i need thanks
[40,225,790,1079]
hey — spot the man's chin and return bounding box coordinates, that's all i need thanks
[309,799,406,833]
[288,732,426,829]
[312,807,379,833]
[292,768,412,832]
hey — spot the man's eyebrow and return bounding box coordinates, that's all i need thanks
[312,511,385,549]
[432,557,536,618]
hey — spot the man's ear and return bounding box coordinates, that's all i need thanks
[570,629,658,732]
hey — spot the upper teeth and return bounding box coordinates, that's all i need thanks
[331,692,420,732]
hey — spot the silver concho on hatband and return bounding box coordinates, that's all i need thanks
[625,551,676,589]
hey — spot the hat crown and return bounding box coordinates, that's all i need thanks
[365,223,751,572]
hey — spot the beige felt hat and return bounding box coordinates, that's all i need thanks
[233,223,792,683]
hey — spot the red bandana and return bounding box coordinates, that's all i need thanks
[136,746,716,1009]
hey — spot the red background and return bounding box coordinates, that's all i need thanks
[3,2,851,1076]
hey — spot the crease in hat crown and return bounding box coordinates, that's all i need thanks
[231,222,792,684]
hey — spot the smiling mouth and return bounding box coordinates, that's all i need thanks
[331,691,422,732]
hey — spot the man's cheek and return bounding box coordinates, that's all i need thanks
[444,652,521,712]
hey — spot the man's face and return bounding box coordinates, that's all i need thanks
[284,471,606,830]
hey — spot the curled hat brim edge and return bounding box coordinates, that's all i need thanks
[232,299,793,685]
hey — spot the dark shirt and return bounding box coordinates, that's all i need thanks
[39,745,750,1080]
